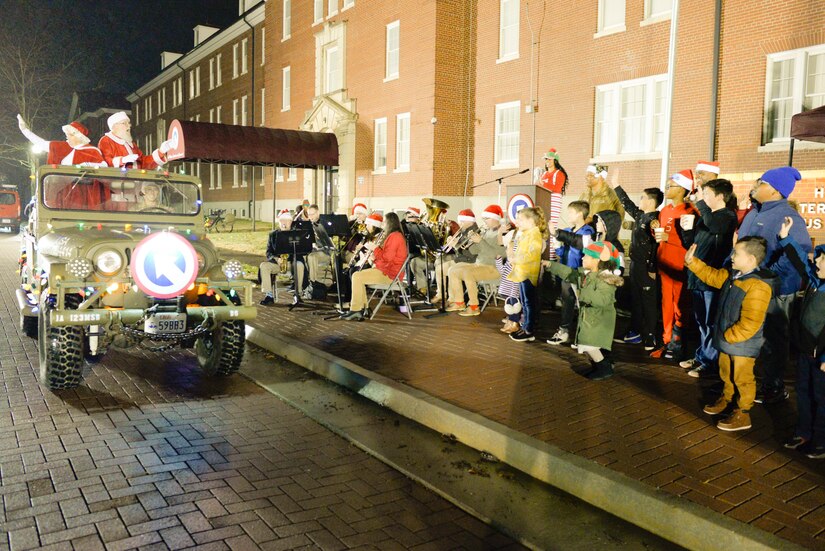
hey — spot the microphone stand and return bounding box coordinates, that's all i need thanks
[471,168,530,207]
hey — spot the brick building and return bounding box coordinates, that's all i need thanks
[127,0,825,241]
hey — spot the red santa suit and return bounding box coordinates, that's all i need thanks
[98,132,165,169]
[657,201,698,346]
[46,142,106,166]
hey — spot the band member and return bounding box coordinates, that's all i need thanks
[447,205,505,316]
[405,207,421,223]
[350,203,368,223]
[339,212,383,305]
[345,203,370,261]
[259,209,298,305]
[432,209,478,303]
[297,204,333,292]
[98,111,170,169]
[341,212,408,321]
[18,115,107,167]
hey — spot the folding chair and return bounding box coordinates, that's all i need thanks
[478,278,500,312]
[366,256,413,320]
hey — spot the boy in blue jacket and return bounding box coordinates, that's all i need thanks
[778,216,825,459]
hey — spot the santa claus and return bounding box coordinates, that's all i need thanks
[98,111,172,170]
[17,115,107,167]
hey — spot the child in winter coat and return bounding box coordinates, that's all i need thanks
[779,217,825,459]
[545,241,624,381]
[508,207,548,342]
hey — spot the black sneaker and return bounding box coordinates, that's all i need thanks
[586,359,614,381]
[805,444,825,459]
[783,436,809,450]
[754,388,789,405]
[260,295,274,306]
[510,330,535,342]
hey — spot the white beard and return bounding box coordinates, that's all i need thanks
[113,128,133,144]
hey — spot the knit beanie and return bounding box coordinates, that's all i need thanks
[759,166,801,198]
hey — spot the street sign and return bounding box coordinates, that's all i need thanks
[131,232,198,299]
[507,193,534,221]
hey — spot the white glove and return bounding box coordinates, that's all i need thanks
[159,140,172,154]
[17,114,28,132]
[122,154,139,164]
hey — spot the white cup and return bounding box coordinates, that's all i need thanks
[681,214,695,230]
[654,227,666,242]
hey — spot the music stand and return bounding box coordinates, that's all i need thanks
[272,229,315,311]
[406,224,439,313]
[315,214,351,318]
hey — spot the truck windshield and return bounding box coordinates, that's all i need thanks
[42,175,201,215]
[0,193,16,205]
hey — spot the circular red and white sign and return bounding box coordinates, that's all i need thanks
[130,232,198,299]
[507,193,534,221]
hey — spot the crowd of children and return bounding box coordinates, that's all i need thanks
[498,158,824,458]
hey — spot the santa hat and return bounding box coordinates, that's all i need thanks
[543,148,560,161]
[352,203,368,215]
[365,212,384,229]
[406,207,421,218]
[670,169,694,192]
[760,166,801,198]
[457,209,476,224]
[695,160,720,175]
[61,121,91,145]
[277,209,292,221]
[583,240,620,267]
[587,164,608,179]
[481,204,503,222]
[107,111,130,131]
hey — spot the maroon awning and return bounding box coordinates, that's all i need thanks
[165,120,338,167]
[790,105,825,144]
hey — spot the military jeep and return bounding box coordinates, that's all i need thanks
[17,166,256,390]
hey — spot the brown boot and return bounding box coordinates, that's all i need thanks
[702,396,728,415]
[717,409,751,432]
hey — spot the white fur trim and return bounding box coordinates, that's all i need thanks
[457,215,475,223]
[152,149,165,166]
[365,218,382,228]
[107,111,129,130]
[112,156,123,168]
[695,163,720,174]
[481,211,501,221]
[671,173,693,190]
[278,210,292,220]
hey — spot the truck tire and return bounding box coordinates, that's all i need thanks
[38,293,85,390]
[195,320,245,376]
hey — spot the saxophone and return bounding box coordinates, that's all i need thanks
[278,254,290,274]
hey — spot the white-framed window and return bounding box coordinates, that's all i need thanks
[189,66,201,99]
[233,165,239,188]
[763,44,825,143]
[288,167,297,180]
[644,0,671,21]
[395,112,410,172]
[241,38,248,74]
[261,88,266,125]
[343,0,354,9]
[208,163,216,190]
[494,101,520,167]
[216,105,222,123]
[209,58,215,90]
[261,27,266,65]
[373,117,387,173]
[282,66,291,111]
[216,54,223,86]
[209,108,215,123]
[594,74,667,157]
[241,166,249,188]
[276,167,284,181]
[233,99,239,124]
[597,0,625,36]
[135,104,140,125]
[157,88,166,114]
[241,95,248,125]
[385,21,400,81]
[314,0,323,23]
[498,0,519,62]
[324,44,342,93]
[144,97,152,121]
[233,43,239,78]
[215,164,222,189]
[328,0,337,17]
[283,0,291,39]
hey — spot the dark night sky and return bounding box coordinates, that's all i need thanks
[2,0,241,98]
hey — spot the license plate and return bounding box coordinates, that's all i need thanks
[145,313,187,334]
[1,219,9,223]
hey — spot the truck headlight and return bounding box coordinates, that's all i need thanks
[67,258,94,279]
[95,250,123,276]
[222,259,243,280]
[196,251,206,273]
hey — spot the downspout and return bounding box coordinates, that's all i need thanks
[174,60,187,121]
[243,14,257,230]
[709,0,721,160]
[658,0,681,191]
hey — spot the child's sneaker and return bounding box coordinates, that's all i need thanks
[458,305,480,316]
[717,409,751,432]
[679,358,699,370]
[586,359,614,381]
[547,329,570,345]
[805,444,825,459]
[783,436,809,450]
[649,345,668,359]
[703,397,729,415]
[510,330,535,342]
[616,331,641,344]
[445,302,465,312]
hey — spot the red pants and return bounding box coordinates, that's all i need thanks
[660,271,686,345]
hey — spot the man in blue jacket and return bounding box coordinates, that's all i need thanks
[737,166,812,404]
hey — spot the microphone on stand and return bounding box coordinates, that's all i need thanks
[519,168,530,174]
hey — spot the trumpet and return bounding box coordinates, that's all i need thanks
[278,254,290,274]
[440,228,475,255]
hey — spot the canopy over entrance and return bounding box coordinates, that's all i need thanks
[165,119,339,168]
[788,105,825,165]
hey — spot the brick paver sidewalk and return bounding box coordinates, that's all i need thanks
[0,236,521,550]
[250,287,825,550]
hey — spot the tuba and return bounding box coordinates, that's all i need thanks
[422,198,450,244]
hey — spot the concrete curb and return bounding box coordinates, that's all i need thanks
[246,326,803,551]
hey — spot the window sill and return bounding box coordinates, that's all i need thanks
[393,167,410,173]
[372,168,387,175]
[281,107,290,112]
[313,19,323,27]
[341,4,353,11]
[327,11,338,18]
[758,140,825,153]
[590,152,663,163]
[496,54,519,65]
[640,14,671,27]
[593,25,626,39]
[491,163,519,171]
[281,35,291,42]
[383,75,399,83]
